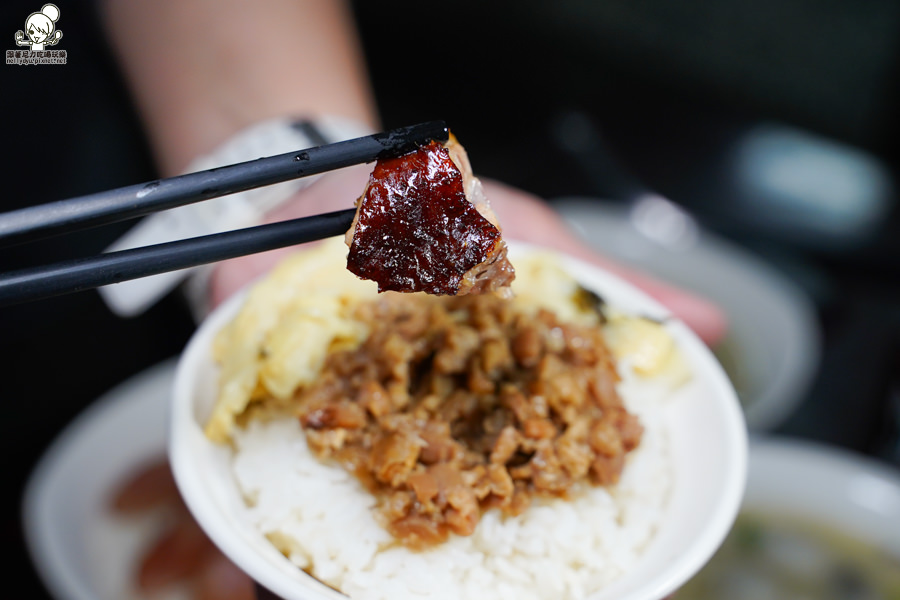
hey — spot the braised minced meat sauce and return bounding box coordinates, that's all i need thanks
[292,293,642,549]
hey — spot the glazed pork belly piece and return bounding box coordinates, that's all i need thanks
[345,135,515,295]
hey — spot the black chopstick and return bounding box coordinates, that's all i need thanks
[0,121,448,248]
[0,209,356,307]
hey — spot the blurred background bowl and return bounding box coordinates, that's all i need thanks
[680,437,900,597]
[556,198,822,431]
[743,438,900,553]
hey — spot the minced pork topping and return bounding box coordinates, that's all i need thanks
[288,292,642,549]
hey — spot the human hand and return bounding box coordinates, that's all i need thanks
[208,167,727,346]
[110,459,255,600]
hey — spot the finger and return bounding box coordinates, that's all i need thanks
[137,516,217,591]
[483,180,728,346]
[194,552,256,600]
[110,459,180,514]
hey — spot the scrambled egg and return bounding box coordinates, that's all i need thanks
[206,238,377,442]
[509,255,602,326]
[604,315,690,384]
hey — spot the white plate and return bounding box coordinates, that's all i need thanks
[23,359,190,600]
[170,242,748,600]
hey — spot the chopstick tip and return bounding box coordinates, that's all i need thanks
[374,121,450,160]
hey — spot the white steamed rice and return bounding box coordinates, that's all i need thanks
[230,368,673,600]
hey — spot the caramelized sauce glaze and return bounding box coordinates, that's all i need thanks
[347,141,503,294]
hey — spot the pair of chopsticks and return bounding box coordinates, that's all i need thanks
[0,121,449,308]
